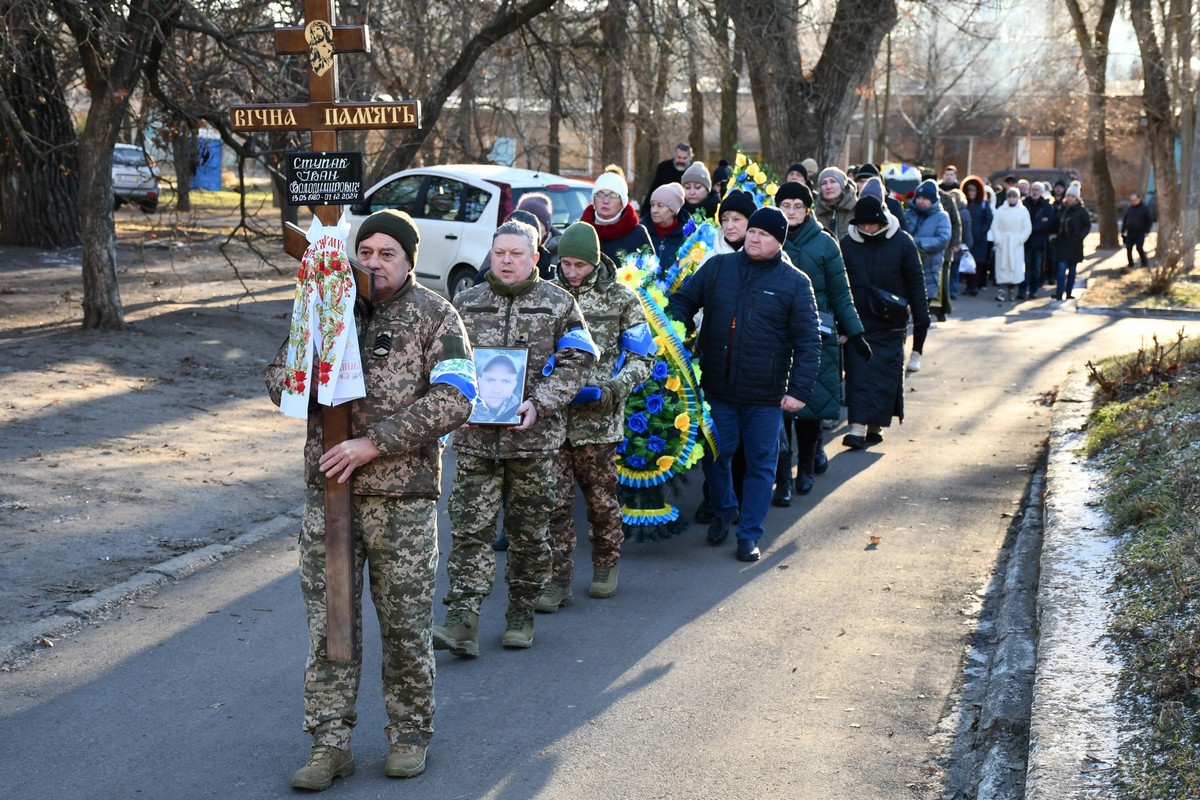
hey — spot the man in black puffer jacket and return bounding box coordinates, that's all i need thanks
[669,207,822,562]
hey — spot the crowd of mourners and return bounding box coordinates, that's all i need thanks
[269,140,1130,792]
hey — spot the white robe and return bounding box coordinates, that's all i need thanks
[992,201,1032,285]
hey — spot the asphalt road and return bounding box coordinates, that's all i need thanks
[1,274,1192,800]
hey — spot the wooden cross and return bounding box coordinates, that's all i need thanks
[231,0,421,662]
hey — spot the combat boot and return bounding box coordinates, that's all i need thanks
[432,609,479,658]
[534,583,573,613]
[501,609,534,648]
[291,744,354,791]
[384,743,427,778]
[589,563,619,599]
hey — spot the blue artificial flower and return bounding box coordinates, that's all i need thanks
[647,435,666,453]
[651,361,669,381]
[616,438,628,454]
[646,393,664,415]
[628,455,646,469]
[628,412,648,433]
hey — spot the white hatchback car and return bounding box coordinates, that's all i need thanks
[343,164,593,298]
[112,143,161,213]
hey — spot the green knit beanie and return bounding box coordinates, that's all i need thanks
[557,222,600,265]
[355,208,420,265]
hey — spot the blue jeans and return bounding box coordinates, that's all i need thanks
[1023,245,1044,296]
[948,251,961,299]
[703,399,782,542]
[1055,261,1078,299]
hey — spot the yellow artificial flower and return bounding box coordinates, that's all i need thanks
[735,152,747,168]
[616,266,642,289]
[766,182,779,197]
[754,171,767,185]
[656,456,675,471]
[648,286,668,308]
[674,412,691,432]
[746,163,760,178]
[665,375,681,391]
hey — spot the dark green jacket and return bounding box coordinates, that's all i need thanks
[782,215,864,421]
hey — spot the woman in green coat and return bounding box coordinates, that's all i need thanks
[773,181,872,506]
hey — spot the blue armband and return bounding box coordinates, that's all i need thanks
[571,386,603,404]
[543,327,599,376]
[430,357,477,402]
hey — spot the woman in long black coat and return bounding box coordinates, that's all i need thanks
[838,196,930,449]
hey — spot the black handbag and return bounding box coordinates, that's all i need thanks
[869,286,908,323]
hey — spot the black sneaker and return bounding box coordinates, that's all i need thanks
[694,499,715,525]
[706,517,731,546]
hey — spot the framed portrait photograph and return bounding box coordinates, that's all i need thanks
[469,347,529,426]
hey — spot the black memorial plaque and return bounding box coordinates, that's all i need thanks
[284,150,364,205]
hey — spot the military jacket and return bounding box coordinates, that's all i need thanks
[265,274,475,499]
[453,273,596,458]
[554,254,653,446]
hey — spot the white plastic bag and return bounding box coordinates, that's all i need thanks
[959,249,977,275]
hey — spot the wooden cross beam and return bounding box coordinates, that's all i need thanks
[231,0,421,662]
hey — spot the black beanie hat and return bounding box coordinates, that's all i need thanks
[718,189,757,220]
[855,162,880,180]
[355,208,420,264]
[774,181,813,208]
[786,162,809,182]
[850,196,888,226]
[747,207,789,244]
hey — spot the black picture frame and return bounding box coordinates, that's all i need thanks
[469,347,529,426]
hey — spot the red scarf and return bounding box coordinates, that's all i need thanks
[653,220,680,237]
[582,204,641,241]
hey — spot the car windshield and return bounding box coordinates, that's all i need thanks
[113,148,150,167]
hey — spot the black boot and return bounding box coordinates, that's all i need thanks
[795,465,815,495]
[813,442,829,475]
[771,454,793,507]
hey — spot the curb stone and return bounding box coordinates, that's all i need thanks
[1024,368,1125,799]
[974,469,1042,800]
[0,510,301,670]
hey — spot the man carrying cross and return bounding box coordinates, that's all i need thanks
[266,209,476,790]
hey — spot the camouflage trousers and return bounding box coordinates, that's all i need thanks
[445,453,556,616]
[299,488,437,750]
[547,442,624,586]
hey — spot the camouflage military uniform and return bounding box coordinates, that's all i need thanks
[548,254,652,585]
[265,272,474,751]
[446,272,595,617]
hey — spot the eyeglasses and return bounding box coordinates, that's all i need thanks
[593,191,620,202]
[778,202,807,211]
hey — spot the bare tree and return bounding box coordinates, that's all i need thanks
[1129,0,1195,290]
[56,0,183,330]
[730,0,899,171]
[1061,0,1120,247]
[0,0,81,248]
[886,7,1015,168]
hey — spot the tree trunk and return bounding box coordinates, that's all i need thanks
[172,124,193,213]
[598,0,629,170]
[718,16,741,160]
[547,44,563,174]
[78,96,127,331]
[0,2,81,248]
[733,0,897,171]
[1186,98,1200,271]
[687,9,705,160]
[1062,0,1119,248]
[1130,0,1183,283]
